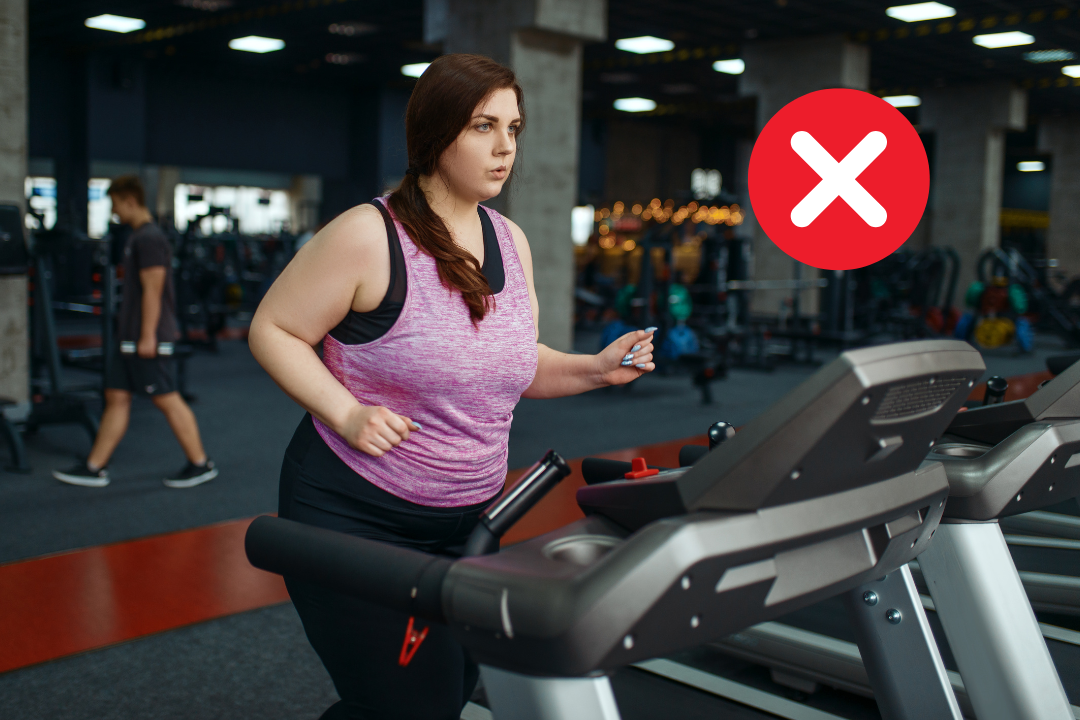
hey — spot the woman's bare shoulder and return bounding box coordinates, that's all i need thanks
[309,203,387,259]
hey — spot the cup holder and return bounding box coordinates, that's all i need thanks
[542,535,619,566]
[932,443,990,458]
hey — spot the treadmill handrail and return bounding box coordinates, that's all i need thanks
[245,515,451,622]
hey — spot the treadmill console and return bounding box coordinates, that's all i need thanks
[579,340,985,529]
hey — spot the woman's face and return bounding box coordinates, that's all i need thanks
[437,87,520,202]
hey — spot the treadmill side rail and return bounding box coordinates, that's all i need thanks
[844,566,962,720]
[480,665,621,720]
[918,522,1072,720]
[445,464,949,677]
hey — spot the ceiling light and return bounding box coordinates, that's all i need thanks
[1063,65,1080,78]
[1018,161,1045,172]
[973,32,1035,49]
[615,36,675,54]
[84,14,146,33]
[614,97,656,113]
[401,63,430,78]
[229,36,285,53]
[1024,49,1076,63]
[885,3,955,23]
[883,95,921,107]
[713,59,745,75]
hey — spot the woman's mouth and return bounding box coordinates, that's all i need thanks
[491,167,507,178]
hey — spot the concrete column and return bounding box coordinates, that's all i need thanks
[921,83,1026,292]
[0,0,29,412]
[289,175,323,233]
[155,165,181,227]
[427,0,605,352]
[738,35,869,316]
[1039,116,1080,284]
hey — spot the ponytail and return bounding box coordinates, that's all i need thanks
[388,174,494,323]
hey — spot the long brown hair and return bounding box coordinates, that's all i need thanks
[388,54,525,323]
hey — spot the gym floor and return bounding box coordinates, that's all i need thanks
[0,328,1072,719]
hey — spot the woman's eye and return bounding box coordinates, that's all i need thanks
[508,125,518,134]
[477,123,490,131]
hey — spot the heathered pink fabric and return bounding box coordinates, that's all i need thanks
[313,198,538,507]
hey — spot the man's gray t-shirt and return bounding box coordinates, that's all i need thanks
[118,223,180,343]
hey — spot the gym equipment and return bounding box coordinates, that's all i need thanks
[173,207,295,350]
[247,339,984,720]
[961,247,1080,349]
[860,247,962,341]
[0,205,30,473]
[712,364,1080,719]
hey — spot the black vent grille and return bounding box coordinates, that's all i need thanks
[872,377,966,422]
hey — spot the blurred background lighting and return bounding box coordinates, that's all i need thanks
[615,36,675,54]
[84,14,145,33]
[614,97,656,112]
[1063,65,1080,78]
[885,3,955,22]
[712,59,745,75]
[571,206,595,246]
[1018,161,1046,172]
[401,63,431,78]
[1025,49,1076,63]
[229,36,285,53]
[973,32,1035,49]
[883,95,922,107]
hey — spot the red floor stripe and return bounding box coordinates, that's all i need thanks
[2,367,1053,674]
[0,436,703,675]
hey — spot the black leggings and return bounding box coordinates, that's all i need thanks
[279,416,492,720]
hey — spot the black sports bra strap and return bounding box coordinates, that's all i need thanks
[372,200,407,304]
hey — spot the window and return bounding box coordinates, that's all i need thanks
[691,168,722,200]
[174,184,290,234]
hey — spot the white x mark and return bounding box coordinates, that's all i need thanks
[790,131,888,228]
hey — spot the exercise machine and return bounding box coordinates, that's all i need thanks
[712,362,1080,719]
[246,339,984,720]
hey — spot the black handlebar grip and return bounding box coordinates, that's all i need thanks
[983,376,1008,406]
[481,450,570,538]
[679,445,709,467]
[245,516,451,623]
[463,450,572,556]
[581,458,634,485]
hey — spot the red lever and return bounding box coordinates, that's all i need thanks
[398,616,429,667]
[625,457,659,480]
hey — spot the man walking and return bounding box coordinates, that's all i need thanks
[53,176,217,488]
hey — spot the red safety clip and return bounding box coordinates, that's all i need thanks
[624,457,659,480]
[398,616,429,667]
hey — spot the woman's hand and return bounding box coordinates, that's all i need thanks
[337,404,419,457]
[597,328,656,386]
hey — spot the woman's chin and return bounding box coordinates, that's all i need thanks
[476,180,508,201]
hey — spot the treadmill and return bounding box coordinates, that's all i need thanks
[711,358,1080,720]
[245,339,983,720]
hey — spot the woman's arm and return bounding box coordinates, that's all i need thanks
[504,219,655,400]
[249,205,415,456]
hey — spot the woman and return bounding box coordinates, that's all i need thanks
[249,53,655,720]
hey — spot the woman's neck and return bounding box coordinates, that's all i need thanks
[418,173,479,234]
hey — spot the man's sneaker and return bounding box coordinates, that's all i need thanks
[164,459,218,488]
[53,462,110,488]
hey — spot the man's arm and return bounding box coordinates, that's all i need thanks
[138,266,166,358]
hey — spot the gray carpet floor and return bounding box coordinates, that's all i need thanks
[0,329,1071,719]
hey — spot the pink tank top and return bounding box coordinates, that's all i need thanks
[313,199,538,507]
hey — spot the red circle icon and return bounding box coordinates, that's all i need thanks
[748,88,930,270]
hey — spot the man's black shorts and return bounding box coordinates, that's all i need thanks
[106,345,177,396]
